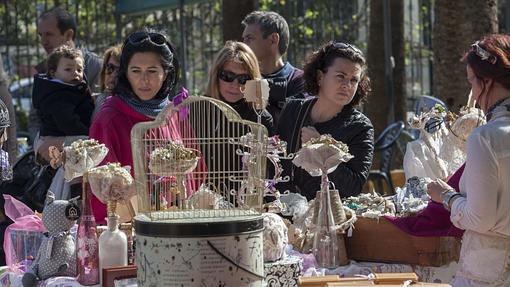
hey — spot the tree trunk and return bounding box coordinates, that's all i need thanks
[222,0,258,42]
[433,0,498,112]
[366,0,405,136]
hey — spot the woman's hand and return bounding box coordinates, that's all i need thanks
[427,179,454,203]
[301,126,321,146]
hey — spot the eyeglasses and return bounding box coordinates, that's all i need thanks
[127,31,167,47]
[218,70,252,85]
[471,41,497,64]
[104,63,120,75]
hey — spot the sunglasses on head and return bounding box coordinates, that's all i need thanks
[329,42,363,56]
[218,70,252,85]
[127,31,167,47]
[104,63,120,75]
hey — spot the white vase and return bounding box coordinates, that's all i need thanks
[99,215,127,284]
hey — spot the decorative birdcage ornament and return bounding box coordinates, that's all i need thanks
[131,95,269,220]
[131,96,269,287]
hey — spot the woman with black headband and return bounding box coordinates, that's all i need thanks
[89,30,186,224]
[427,34,510,286]
[277,41,374,200]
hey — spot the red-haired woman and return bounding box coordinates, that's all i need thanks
[427,34,510,287]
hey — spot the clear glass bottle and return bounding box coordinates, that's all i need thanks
[99,212,127,284]
[76,178,99,285]
[312,178,339,268]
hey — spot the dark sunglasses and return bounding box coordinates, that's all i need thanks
[104,63,120,75]
[218,70,252,85]
[128,31,167,46]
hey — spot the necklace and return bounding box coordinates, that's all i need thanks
[486,96,510,121]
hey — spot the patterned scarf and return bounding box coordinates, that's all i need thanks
[118,91,170,118]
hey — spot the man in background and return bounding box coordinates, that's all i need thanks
[29,7,102,152]
[242,11,304,128]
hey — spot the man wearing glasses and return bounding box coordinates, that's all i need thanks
[242,11,305,128]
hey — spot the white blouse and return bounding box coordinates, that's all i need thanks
[450,98,510,238]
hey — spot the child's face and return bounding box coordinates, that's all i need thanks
[53,57,84,84]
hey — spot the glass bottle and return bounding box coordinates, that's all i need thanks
[312,177,339,268]
[99,211,127,284]
[76,177,99,285]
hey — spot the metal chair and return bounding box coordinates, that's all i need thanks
[368,121,405,195]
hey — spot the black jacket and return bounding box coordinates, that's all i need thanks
[226,98,274,136]
[32,74,94,137]
[277,97,374,200]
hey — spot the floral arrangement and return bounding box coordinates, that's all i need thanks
[62,139,108,181]
[148,142,200,177]
[87,163,135,215]
[292,134,353,177]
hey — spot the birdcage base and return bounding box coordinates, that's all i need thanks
[144,208,259,221]
[134,213,264,287]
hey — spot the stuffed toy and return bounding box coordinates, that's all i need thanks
[22,191,81,287]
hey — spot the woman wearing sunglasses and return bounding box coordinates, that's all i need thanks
[199,41,274,196]
[206,41,274,134]
[92,44,122,117]
[89,30,188,224]
[277,41,374,201]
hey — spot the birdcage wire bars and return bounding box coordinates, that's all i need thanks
[131,96,268,221]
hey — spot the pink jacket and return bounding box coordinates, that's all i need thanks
[89,95,205,224]
[89,96,151,224]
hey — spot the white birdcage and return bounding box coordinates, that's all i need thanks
[131,95,268,221]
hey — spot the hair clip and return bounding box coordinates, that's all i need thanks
[471,41,497,64]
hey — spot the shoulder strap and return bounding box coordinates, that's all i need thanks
[289,99,313,154]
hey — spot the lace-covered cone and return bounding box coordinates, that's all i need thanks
[148,142,200,176]
[263,213,288,262]
[87,163,135,205]
[63,139,108,181]
[292,134,353,177]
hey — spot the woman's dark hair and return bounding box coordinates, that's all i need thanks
[114,29,180,100]
[303,41,371,107]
